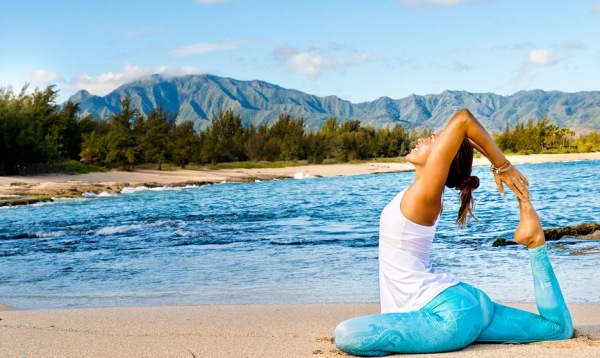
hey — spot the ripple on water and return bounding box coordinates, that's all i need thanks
[0,160,598,309]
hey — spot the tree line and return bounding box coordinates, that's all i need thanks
[75,101,417,169]
[493,117,600,154]
[1,85,598,175]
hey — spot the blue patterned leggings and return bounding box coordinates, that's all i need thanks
[334,245,573,356]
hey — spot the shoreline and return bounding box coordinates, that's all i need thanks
[1,152,599,199]
[1,302,599,357]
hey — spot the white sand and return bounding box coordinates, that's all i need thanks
[0,303,599,357]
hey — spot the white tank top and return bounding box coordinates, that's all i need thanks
[379,188,459,313]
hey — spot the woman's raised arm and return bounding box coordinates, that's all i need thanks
[421,109,530,201]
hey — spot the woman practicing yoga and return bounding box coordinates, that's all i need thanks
[334,109,573,356]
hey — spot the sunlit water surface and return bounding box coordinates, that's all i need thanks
[1,160,598,309]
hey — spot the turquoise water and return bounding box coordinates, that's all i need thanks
[1,160,599,309]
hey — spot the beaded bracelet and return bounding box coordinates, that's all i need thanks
[490,160,512,174]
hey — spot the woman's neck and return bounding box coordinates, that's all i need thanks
[413,166,424,183]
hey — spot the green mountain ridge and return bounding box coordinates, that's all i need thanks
[68,74,600,133]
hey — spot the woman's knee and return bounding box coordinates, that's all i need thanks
[334,316,390,356]
[334,317,369,355]
[334,311,479,355]
[333,319,353,352]
[559,321,574,340]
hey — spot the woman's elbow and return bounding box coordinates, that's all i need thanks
[446,108,474,129]
[454,108,475,121]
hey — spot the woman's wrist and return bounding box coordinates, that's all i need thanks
[490,160,512,174]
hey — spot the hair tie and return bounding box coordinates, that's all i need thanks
[457,175,480,191]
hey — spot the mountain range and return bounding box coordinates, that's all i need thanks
[68,74,600,133]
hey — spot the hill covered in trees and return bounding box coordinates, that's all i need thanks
[2,85,599,176]
[69,74,600,133]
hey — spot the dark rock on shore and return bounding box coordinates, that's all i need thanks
[492,238,518,247]
[493,222,600,246]
[0,196,54,207]
[0,175,291,206]
[543,223,600,240]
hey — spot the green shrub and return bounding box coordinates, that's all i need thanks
[62,160,108,174]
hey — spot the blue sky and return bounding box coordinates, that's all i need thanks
[1,0,599,103]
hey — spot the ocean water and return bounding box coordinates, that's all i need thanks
[1,160,599,309]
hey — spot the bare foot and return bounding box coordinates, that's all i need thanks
[514,200,546,249]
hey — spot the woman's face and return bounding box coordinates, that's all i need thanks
[406,130,442,165]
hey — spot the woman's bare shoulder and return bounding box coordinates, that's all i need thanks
[400,183,441,226]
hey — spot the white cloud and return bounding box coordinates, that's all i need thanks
[513,48,569,91]
[287,52,342,78]
[169,38,248,57]
[402,0,480,7]
[69,63,203,96]
[274,45,372,78]
[526,49,561,66]
[525,41,583,68]
[22,70,62,85]
[595,1,600,13]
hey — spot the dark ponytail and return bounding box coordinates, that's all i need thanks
[456,176,480,226]
[445,138,479,226]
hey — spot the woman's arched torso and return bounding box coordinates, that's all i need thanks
[379,188,459,313]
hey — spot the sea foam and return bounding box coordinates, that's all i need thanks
[83,191,117,198]
[293,172,314,179]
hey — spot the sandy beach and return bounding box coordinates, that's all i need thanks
[2,152,600,357]
[1,152,599,198]
[0,303,599,357]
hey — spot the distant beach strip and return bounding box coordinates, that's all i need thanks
[1,152,599,198]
